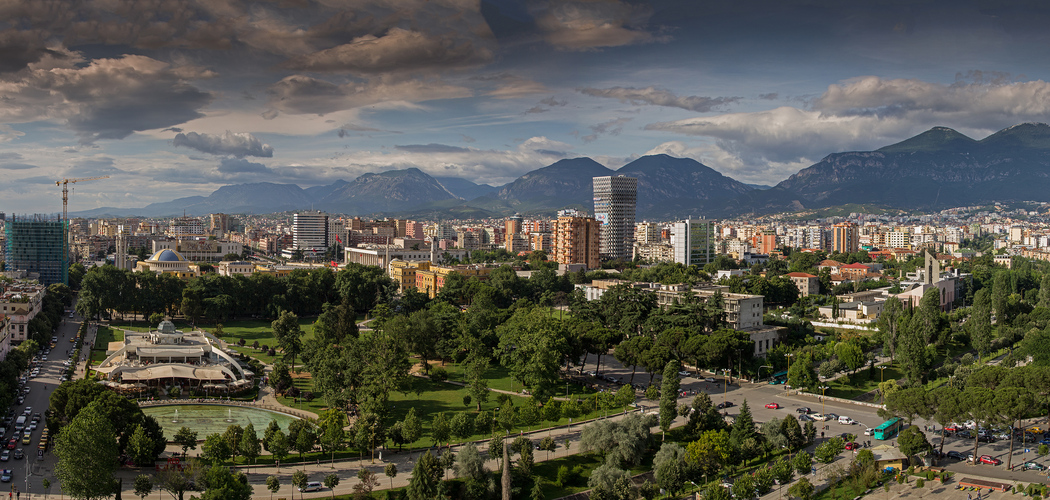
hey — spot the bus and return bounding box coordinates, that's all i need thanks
[873,418,903,440]
[768,370,788,385]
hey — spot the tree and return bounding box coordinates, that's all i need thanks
[787,351,818,390]
[539,436,557,460]
[292,470,308,500]
[730,400,759,461]
[814,437,844,463]
[272,310,305,373]
[202,433,233,465]
[134,474,153,500]
[197,464,252,500]
[685,429,732,477]
[465,355,490,411]
[793,451,813,476]
[155,459,202,500]
[223,424,244,465]
[455,442,487,481]
[174,426,199,456]
[127,424,158,466]
[239,423,262,465]
[897,426,931,463]
[266,475,281,500]
[660,360,680,440]
[788,477,814,500]
[267,430,290,470]
[432,412,451,447]
[994,386,1034,469]
[318,412,346,465]
[970,288,994,360]
[653,442,687,496]
[780,414,805,450]
[54,401,119,500]
[353,469,380,499]
[450,412,476,440]
[324,473,340,499]
[836,342,864,375]
[407,450,442,500]
[384,463,398,489]
[292,422,317,466]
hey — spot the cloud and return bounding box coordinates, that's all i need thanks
[0,31,66,74]
[0,54,214,143]
[285,27,493,74]
[530,0,664,50]
[758,93,779,100]
[579,86,740,112]
[526,95,568,114]
[173,131,275,158]
[268,75,472,115]
[395,144,472,153]
[0,163,36,170]
[645,76,1050,183]
[218,158,271,174]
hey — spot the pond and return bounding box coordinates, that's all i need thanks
[142,404,299,440]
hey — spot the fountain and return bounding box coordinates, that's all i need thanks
[172,408,179,423]
[143,405,298,440]
[224,408,235,423]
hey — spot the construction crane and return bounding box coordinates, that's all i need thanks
[56,175,109,265]
[56,176,109,222]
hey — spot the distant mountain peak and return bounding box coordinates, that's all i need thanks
[877,126,976,153]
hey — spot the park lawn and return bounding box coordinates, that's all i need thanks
[440,361,597,398]
[92,326,123,349]
[824,363,904,400]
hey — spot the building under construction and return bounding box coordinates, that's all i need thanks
[4,214,67,285]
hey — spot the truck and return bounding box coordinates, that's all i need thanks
[13,416,26,431]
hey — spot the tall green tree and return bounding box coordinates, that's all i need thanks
[240,423,262,465]
[407,450,442,500]
[54,401,119,500]
[659,360,680,440]
[787,351,818,390]
[272,310,305,373]
[970,288,994,360]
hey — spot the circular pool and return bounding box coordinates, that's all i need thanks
[142,405,300,440]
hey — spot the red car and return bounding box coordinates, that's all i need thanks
[4,440,14,450]
[844,442,858,450]
[765,403,781,409]
[978,455,1001,465]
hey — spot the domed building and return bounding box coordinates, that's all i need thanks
[135,249,200,278]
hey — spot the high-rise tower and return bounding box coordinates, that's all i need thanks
[592,175,637,261]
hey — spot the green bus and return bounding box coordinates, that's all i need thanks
[873,418,903,440]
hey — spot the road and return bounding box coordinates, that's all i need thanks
[2,307,84,499]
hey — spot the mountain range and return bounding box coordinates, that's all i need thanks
[71,123,1050,219]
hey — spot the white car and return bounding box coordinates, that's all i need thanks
[811,414,829,422]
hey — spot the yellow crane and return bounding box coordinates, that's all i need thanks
[56,175,109,222]
[56,175,109,264]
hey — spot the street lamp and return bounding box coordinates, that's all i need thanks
[819,385,829,415]
[878,365,888,383]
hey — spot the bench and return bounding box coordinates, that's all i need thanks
[959,478,1012,492]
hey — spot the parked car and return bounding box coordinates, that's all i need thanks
[811,414,829,422]
[978,455,1001,466]
[978,435,996,443]
[716,401,734,410]
[1022,461,1046,471]
[844,442,859,450]
[838,416,855,425]
[298,481,323,492]
[799,414,814,422]
[946,451,965,460]
[678,371,692,377]
[765,403,781,409]
[825,413,839,421]
[796,407,811,414]
[863,428,874,436]
[705,377,716,383]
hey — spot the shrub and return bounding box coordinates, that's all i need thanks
[430,367,449,382]
[916,479,925,488]
[268,348,276,356]
[556,465,570,486]
[926,471,934,480]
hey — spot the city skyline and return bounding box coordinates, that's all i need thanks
[4,1,1050,213]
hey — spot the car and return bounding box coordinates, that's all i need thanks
[14,398,22,406]
[958,430,973,439]
[298,481,323,492]
[844,442,859,450]
[11,449,22,460]
[838,416,855,425]
[765,403,781,409]
[586,371,598,377]
[825,413,839,421]
[863,428,874,436]
[22,433,31,445]
[716,401,734,410]
[41,356,46,361]
[0,470,10,482]
[705,377,716,383]
[23,408,31,416]
[678,371,691,377]
[5,440,14,450]
[946,451,965,460]
[27,423,35,431]
[811,414,828,422]
[799,414,814,422]
[796,407,811,414]
[978,435,996,443]
[1023,461,1046,471]
[0,450,7,462]
[978,455,1001,465]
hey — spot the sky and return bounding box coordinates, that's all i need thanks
[6,0,1050,213]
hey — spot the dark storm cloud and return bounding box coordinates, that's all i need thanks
[173,131,275,158]
[0,31,66,73]
[285,28,493,74]
[578,86,739,112]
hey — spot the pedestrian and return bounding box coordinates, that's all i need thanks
[968,493,972,500]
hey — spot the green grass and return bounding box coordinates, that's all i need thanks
[439,361,597,398]
[93,326,123,349]
[824,363,904,400]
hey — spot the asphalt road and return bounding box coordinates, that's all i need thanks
[1,307,83,498]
